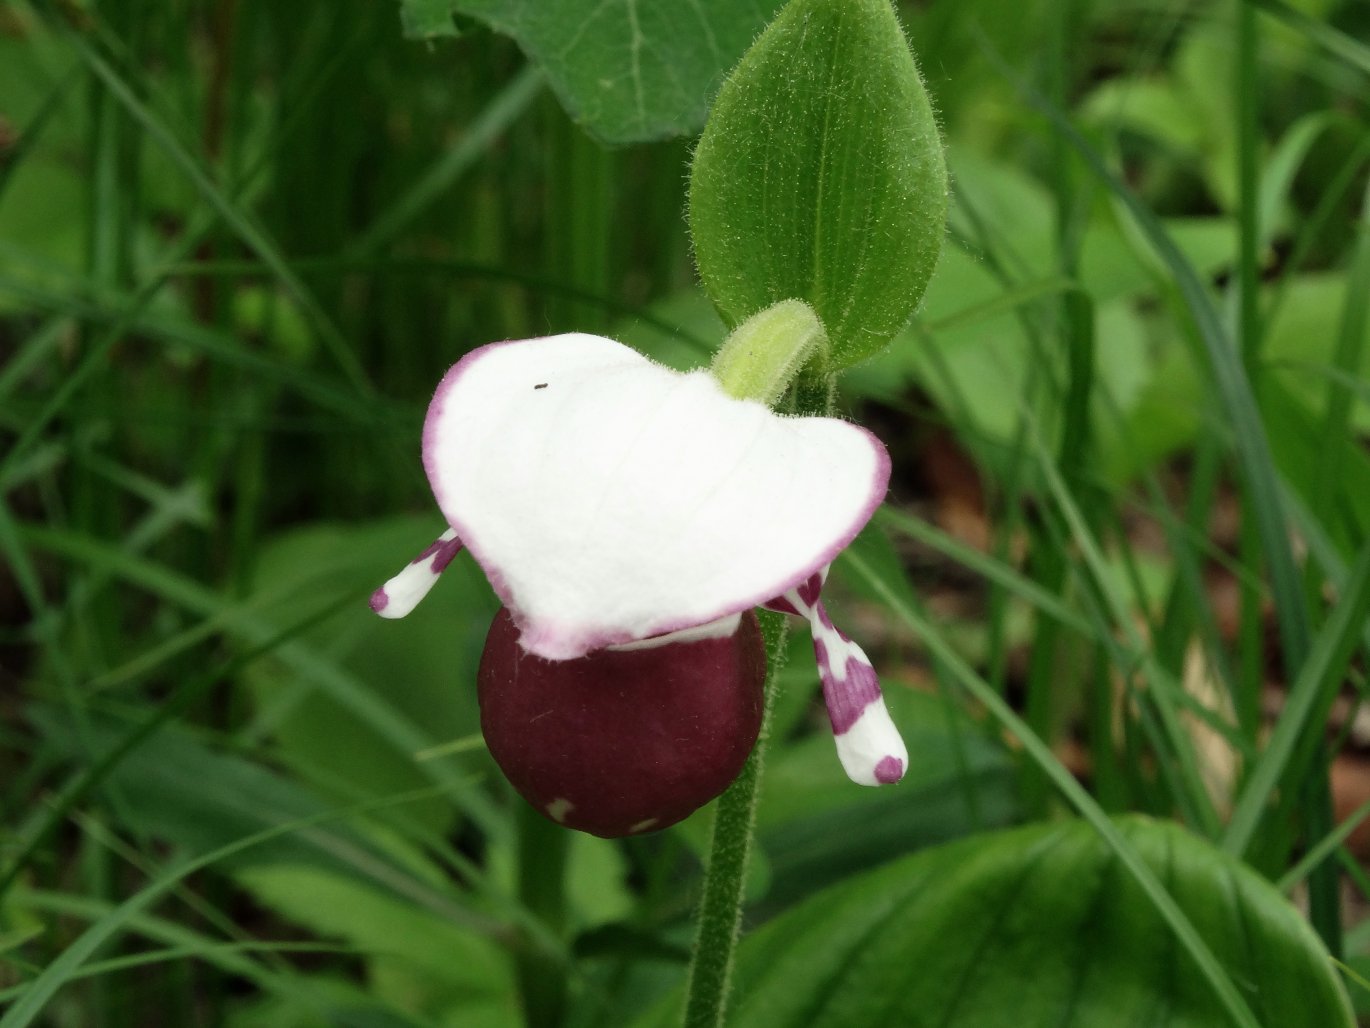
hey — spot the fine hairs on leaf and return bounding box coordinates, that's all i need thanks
[689,0,948,370]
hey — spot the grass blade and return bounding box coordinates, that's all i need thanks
[1221,544,1370,858]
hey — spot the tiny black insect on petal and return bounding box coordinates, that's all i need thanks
[533,383,548,390]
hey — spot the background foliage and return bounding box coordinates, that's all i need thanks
[1,0,1369,1024]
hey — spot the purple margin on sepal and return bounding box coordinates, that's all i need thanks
[420,337,892,659]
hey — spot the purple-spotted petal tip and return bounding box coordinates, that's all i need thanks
[874,756,905,784]
[371,529,463,620]
[775,568,908,787]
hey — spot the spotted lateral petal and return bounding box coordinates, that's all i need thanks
[769,569,907,786]
[370,528,463,619]
[421,334,890,660]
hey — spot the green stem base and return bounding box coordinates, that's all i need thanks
[516,805,569,1028]
[681,611,788,1028]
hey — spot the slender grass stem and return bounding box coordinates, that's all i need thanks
[1236,0,1262,369]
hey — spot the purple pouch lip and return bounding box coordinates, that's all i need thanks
[477,606,767,838]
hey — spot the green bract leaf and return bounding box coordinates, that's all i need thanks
[407,0,786,143]
[639,817,1352,1027]
[689,0,947,369]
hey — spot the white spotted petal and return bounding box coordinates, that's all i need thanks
[767,570,907,787]
[416,333,890,660]
[370,528,462,619]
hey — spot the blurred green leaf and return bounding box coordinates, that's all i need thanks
[1266,273,1370,432]
[17,521,503,835]
[1247,0,1370,78]
[0,766,473,1028]
[639,818,1353,1027]
[242,517,498,838]
[0,30,84,152]
[0,160,86,315]
[689,0,947,368]
[226,977,432,1028]
[230,286,315,363]
[1259,376,1370,548]
[238,865,518,1025]
[615,287,726,371]
[1080,77,1208,154]
[399,0,462,40]
[4,892,419,1027]
[31,709,478,921]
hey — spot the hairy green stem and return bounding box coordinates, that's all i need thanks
[681,611,787,1028]
[684,302,833,1024]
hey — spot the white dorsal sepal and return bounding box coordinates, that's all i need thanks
[422,335,890,659]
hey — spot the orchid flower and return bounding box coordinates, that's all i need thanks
[372,331,907,836]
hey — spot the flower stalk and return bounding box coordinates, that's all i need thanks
[682,610,787,1028]
[683,311,832,1026]
[515,804,569,1028]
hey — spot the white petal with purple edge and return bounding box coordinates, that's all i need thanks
[422,334,889,660]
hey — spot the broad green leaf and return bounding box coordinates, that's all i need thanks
[1174,27,1239,212]
[412,0,786,143]
[946,146,1055,275]
[1096,269,1370,484]
[638,817,1353,1027]
[689,0,947,369]
[485,829,635,931]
